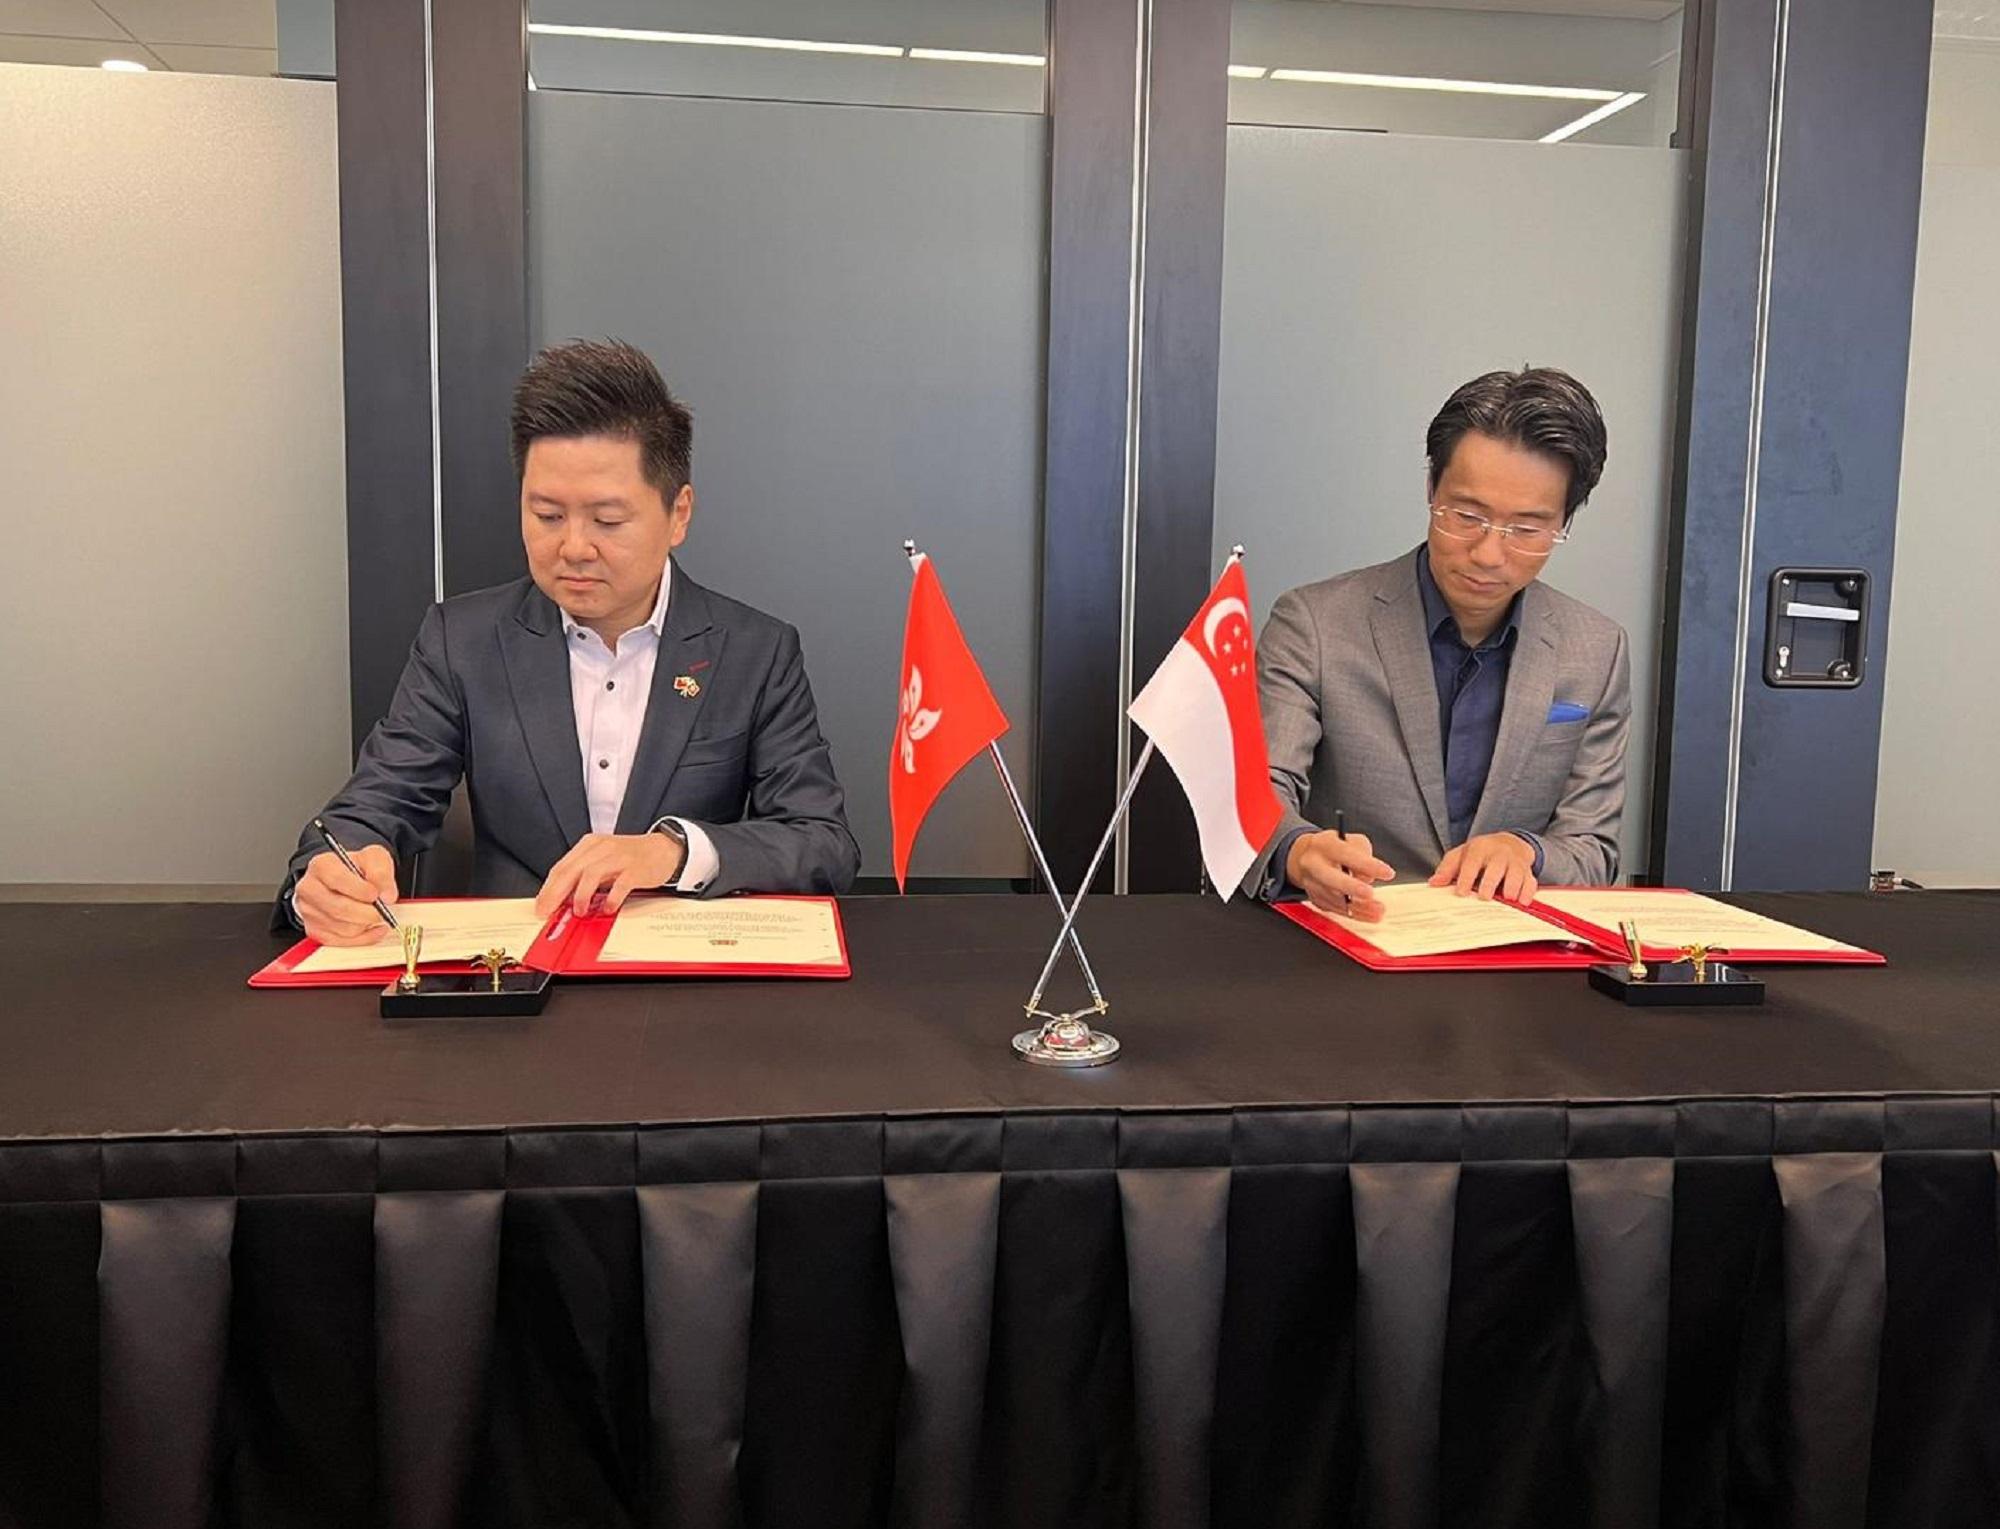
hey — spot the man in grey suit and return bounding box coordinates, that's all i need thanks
[283,339,859,945]
[1247,367,1630,918]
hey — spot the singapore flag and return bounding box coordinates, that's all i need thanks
[1127,559,1284,899]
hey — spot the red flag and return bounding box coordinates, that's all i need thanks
[1126,559,1283,898]
[889,554,1009,889]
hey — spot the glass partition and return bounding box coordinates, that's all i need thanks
[1229,0,1683,146]
[1213,117,1687,878]
[528,2,1048,880]
[528,0,1045,112]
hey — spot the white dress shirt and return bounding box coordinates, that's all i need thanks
[560,561,720,891]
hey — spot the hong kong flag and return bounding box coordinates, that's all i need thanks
[1127,558,1284,899]
[890,554,1009,890]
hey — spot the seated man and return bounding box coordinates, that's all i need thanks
[1246,366,1631,918]
[281,339,860,945]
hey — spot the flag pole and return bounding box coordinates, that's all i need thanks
[1022,546,1238,1009]
[902,540,1106,1009]
[1013,544,1246,1062]
[987,744,1106,1007]
[1021,736,1155,1020]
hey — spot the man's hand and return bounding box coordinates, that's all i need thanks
[295,845,400,947]
[1286,828,1395,921]
[1430,833,1538,904]
[535,831,686,919]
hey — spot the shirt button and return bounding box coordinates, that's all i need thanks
[598,758,610,769]
[605,680,615,691]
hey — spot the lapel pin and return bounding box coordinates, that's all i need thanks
[672,674,701,698]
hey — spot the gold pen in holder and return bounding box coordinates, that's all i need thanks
[1619,919,1647,981]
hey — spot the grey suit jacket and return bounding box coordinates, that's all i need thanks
[277,562,860,920]
[1244,548,1631,893]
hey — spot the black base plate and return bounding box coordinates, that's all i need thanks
[380,969,552,1018]
[1589,961,1765,1006]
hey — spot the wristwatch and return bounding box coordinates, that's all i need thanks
[651,817,689,885]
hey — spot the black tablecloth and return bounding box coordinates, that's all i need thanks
[2,891,1998,1529]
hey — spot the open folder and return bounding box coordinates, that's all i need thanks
[250,893,850,988]
[1277,883,1883,972]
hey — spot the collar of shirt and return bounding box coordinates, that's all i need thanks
[559,559,673,649]
[1415,544,1521,654]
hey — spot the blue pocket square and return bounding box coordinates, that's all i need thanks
[1547,701,1589,724]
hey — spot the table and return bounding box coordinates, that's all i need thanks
[2,891,1997,1529]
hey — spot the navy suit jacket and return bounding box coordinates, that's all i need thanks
[277,562,859,920]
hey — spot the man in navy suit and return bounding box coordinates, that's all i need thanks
[282,339,859,945]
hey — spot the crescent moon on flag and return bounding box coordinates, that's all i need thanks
[1202,597,1250,656]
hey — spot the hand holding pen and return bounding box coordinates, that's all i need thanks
[293,819,402,946]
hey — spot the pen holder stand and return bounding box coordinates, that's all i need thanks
[380,968,553,1018]
[1589,960,1765,1007]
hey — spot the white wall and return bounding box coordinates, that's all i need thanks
[1872,40,2000,887]
[0,63,350,893]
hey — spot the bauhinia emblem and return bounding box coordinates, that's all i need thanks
[898,666,942,774]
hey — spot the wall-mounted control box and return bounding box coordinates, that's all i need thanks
[1763,568,1869,688]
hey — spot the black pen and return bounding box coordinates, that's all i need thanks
[1335,809,1346,840]
[312,818,399,930]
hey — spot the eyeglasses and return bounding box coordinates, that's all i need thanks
[1428,503,1569,558]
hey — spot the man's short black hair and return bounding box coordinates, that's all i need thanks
[510,338,692,499]
[1425,367,1607,520]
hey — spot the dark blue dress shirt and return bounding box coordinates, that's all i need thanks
[1416,547,1518,847]
[1266,551,1542,900]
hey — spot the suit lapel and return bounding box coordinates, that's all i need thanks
[1369,554,1452,850]
[500,584,592,847]
[615,563,725,834]
[1472,583,1560,837]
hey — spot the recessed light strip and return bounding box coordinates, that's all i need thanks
[1264,68,1621,101]
[908,47,1045,67]
[1540,90,1647,142]
[527,22,905,58]
[100,58,149,72]
[527,26,1638,106]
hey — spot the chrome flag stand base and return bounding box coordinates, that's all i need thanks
[1012,999,1120,1067]
[1011,740,1156,1068]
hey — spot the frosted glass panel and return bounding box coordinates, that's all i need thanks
[531,90,1045,879]
[1873,39,2000,887]
[1215,128,1686,879]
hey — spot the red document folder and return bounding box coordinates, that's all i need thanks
[1276,885,1884,973]
[250,894,851,988]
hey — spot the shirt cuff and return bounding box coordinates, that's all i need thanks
[1261,825,1316,902]
[657,817,720,892]
[1509,830,1546,880]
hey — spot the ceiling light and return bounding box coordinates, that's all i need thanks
[1541,91,1648,143]
[1227,65,1269,80]
[907,47,1045,66]
[1267,68,1622,102]
[527,23,904,59]
[100,59,149,73]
